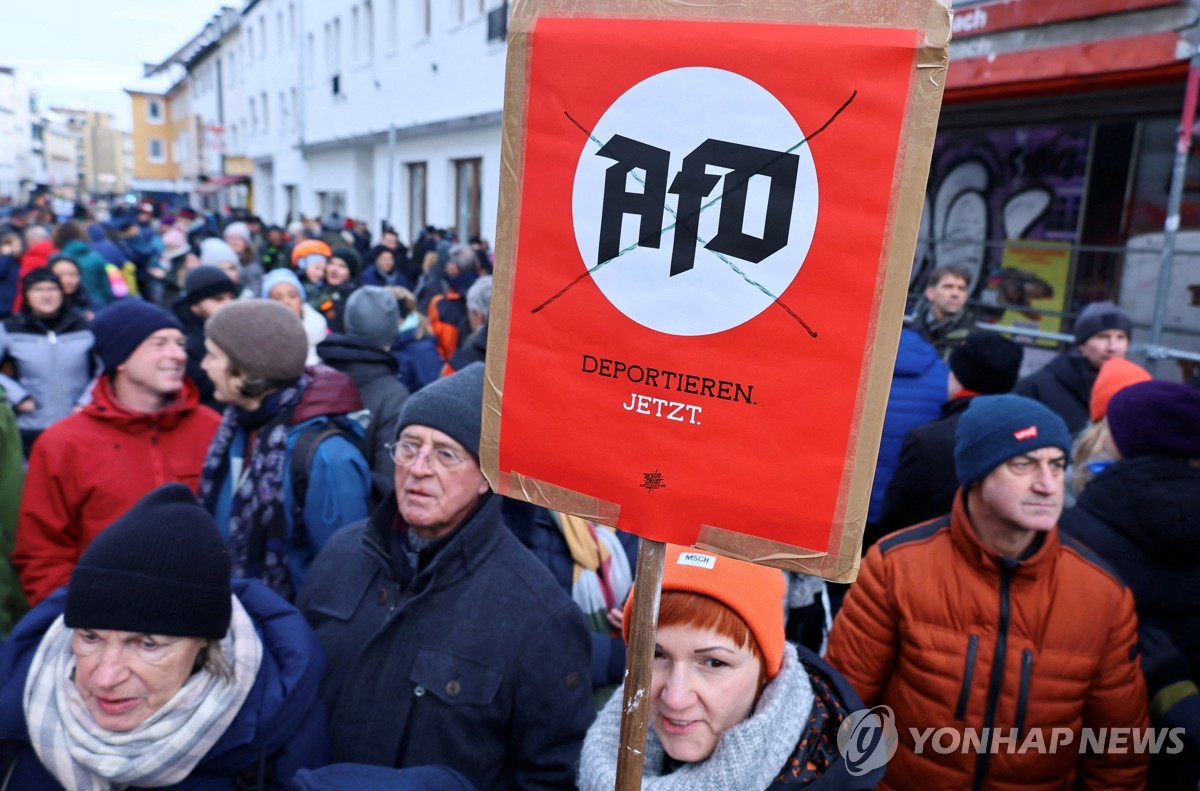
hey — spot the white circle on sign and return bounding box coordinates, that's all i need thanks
[572,67,818,336]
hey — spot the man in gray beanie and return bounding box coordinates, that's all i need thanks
[1015,300,1133,434]
[317,286,410,497]
[299,362,594,790]
[828,394,1149,787]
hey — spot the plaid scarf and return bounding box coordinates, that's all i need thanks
[199,377,309,601]
[553,513,633,635]
[23,596,263,790]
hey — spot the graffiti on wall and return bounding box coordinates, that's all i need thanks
[913,125,1092,324]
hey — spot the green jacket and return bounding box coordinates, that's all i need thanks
[0,386,26,636]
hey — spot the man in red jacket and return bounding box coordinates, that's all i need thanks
[826,395,1149,791]
[13,299,221,605]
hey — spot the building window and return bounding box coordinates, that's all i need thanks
[262,92,269,133]
[146,99,163,123]
[250,97,258,135]
[387,0,398,52]
[290,87,298,131]
[352,6,360,61]
[407,162,427,243]
[307,33,316,84]
[148,138,165,163]
[364,0,374,62]
[260,16,267,57]
[277,11,284,54]
[454,158,481,241]
[418,0,430,38]
[333,17,342,71]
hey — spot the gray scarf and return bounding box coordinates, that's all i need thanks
[579,643,813,791]
[23,596,263,790]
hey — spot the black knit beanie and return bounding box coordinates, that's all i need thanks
[65,484,232,639]
[184,265,238,306]
[331,246,362,277]
[949,333,1023,395]
[398,362,486,458]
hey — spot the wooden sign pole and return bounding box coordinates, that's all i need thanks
[614,539,666,791]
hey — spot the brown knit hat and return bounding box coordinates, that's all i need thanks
[204,299,308,381]
[623,544,787,678]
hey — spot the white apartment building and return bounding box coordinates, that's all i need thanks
[0,67,36,200]
[146,0,510,244]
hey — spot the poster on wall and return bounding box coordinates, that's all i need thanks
[482,0,951,582]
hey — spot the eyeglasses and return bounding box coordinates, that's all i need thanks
[386,440,469,469]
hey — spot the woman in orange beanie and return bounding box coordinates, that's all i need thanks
[578,543,884,789]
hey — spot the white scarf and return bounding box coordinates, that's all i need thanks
[578,644,813,791]
[23,595,263,790]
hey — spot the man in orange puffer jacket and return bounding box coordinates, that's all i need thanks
[827,394,1149,791]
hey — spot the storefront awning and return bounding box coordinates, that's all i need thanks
[194,175,249,195]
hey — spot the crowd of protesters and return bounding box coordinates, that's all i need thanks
[0,199,1197,789]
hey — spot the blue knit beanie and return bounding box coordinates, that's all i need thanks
[954,395,1072,487]
[91,298,185,373]
[398,362,485,458]
[261,267,306,300]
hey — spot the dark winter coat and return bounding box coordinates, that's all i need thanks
[1013,349,1097,435]
[0,580,329,790]
[171,295,219,410]
[444,322,487,376]
[316,333,410,498]
[868,329,947,524]
[391,326,443,393]
[1060,456,1200,778]
[0,253,19,318]
[874,395,972,541]
[298,493,596,791]
[501,499,637,689]
[291,764,477,790]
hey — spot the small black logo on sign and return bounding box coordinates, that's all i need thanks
[640,468,667,492]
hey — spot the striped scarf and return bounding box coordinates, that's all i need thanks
[22,596,263,790]
[553,513,633,634]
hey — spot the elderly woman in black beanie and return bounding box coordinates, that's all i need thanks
[0,483,329,789]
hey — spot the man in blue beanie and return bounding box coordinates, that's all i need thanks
[13,299,221,606]
[298,363,594,790]
[827,394,1150,788]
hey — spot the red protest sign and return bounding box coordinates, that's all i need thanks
[484,2,949,581]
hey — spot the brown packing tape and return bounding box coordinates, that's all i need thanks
[482,0,952,583]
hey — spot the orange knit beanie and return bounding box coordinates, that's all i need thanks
[1090,357,1151,422]
[623,544,787,678]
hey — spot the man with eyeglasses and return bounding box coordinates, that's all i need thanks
[298,362,595,790]
[826,395,1149,789]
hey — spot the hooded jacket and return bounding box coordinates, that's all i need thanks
[209,366,372,593]
[0,580,328,790]
[1014,350,1097,435]
[826,493,1149,791]
[13,376,221,606]
[59,239,116,307]
[298,493,596,791]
